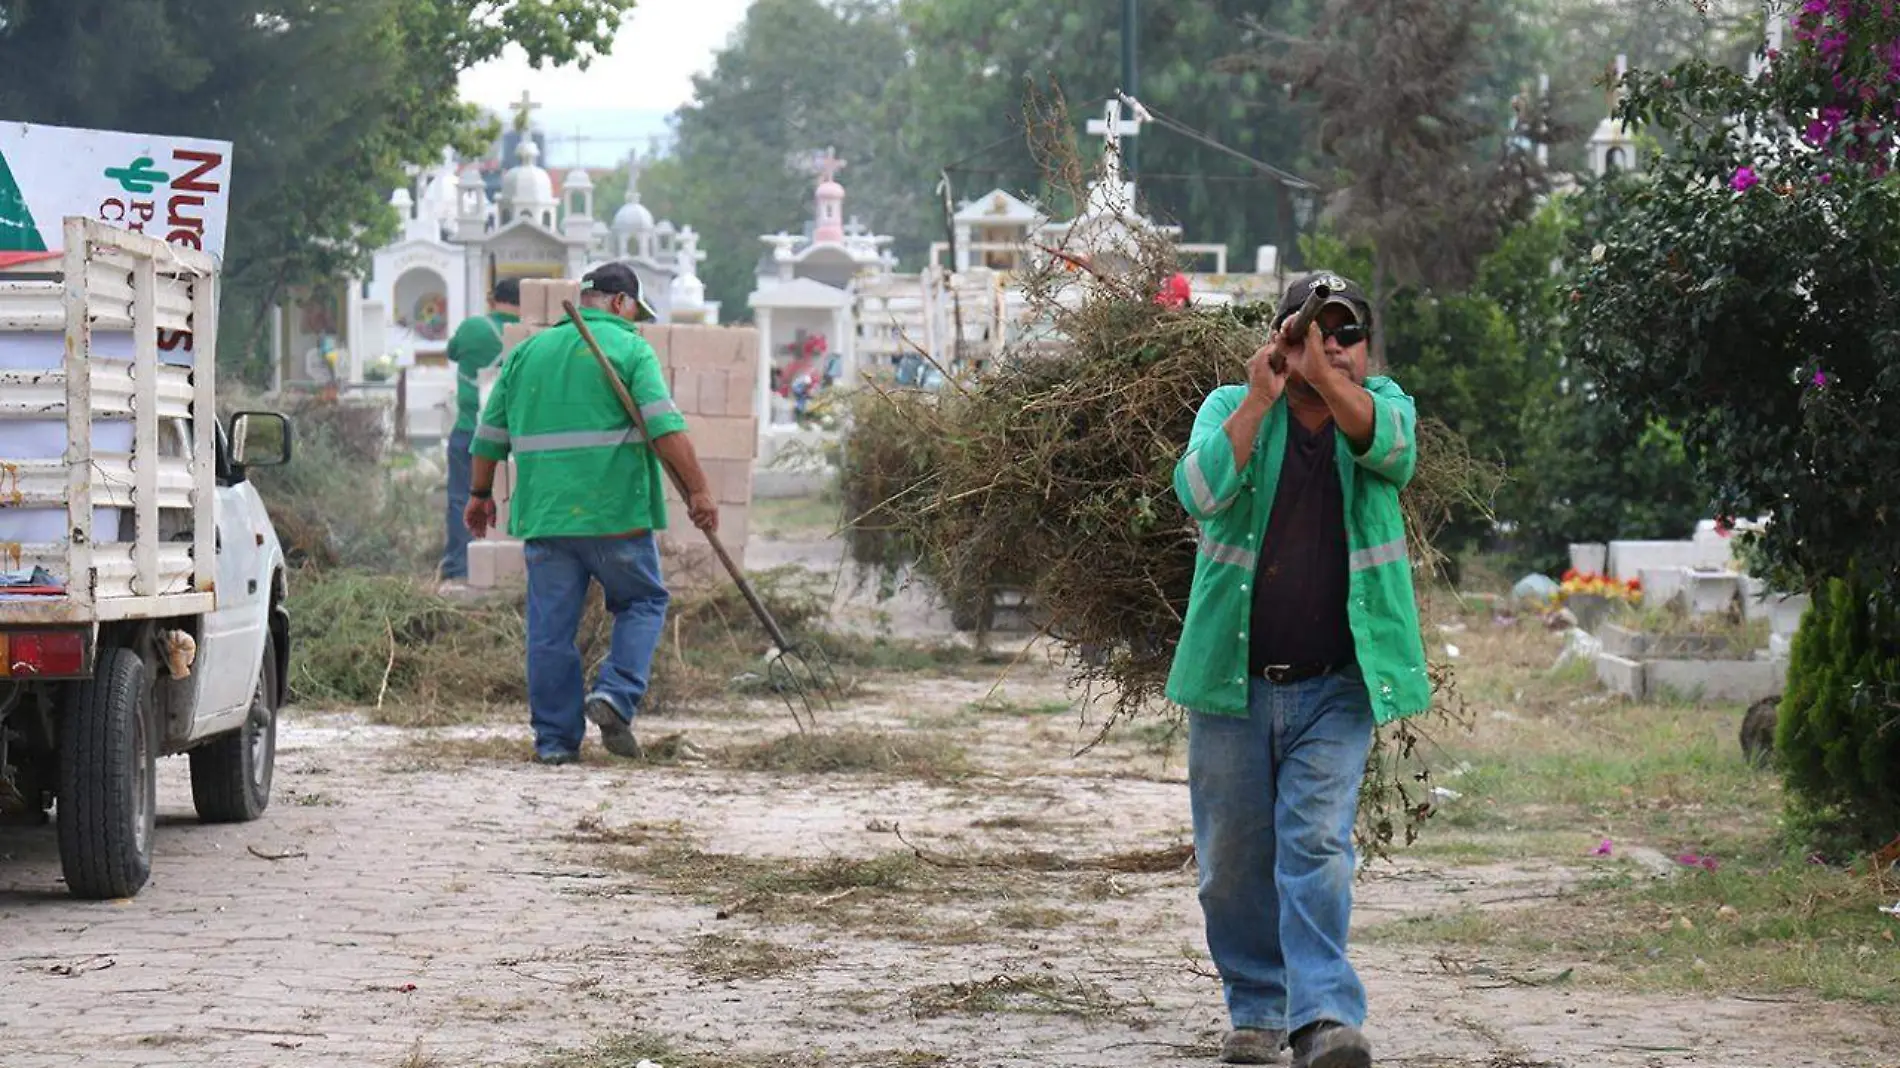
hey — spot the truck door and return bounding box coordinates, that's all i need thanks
[186,420,268,734]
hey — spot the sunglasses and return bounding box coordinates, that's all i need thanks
[1319,322,1370,346]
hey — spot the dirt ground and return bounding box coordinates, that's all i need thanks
[2,531,1895,1068]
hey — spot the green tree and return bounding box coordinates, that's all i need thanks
[1570,3,1900,843]
[0,0,637,378]
[1241,0,1557,364]
[647,0,910,320]
[897,0,1321,272]
[1777,578,1900,848]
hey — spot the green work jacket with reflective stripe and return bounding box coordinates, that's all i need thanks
[470,309,687,540]
[450,311,518,433]
[1165,377,1431,725]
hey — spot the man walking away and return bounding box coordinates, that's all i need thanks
[465,263,718,765]
[1166,272,1431,1067]
[440,278,521,592]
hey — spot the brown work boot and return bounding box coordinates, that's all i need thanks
[1219,1028,1288,1064]
[584,697,644,759]
[1290,1021,1371,1068]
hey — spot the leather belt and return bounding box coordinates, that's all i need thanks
[1259,662,1342,685]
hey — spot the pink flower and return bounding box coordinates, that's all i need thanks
[1590,838,1615,857]
[1813,368,1831,387]
[1731,166,1761,192]
[1675,853,1720,872]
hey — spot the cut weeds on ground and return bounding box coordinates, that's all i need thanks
[289,565,981,724]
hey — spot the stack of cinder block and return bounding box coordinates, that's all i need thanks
[465,279,761,591]
[642,323,761,587]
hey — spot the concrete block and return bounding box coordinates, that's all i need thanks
[544,281,583,321]
[640,324,673,362]
[1684,570,1743,618]
[501,322,538,357]
[723,370,756,417]
[1639,566,1689,609]
[1646,657,1786,704]
[1739,576,1771,621]
[695,368,729,417]
[467,540,498,589]
[1598,623,1648,659]
[518,279,552,325]
[691,415,758,461]
[668,365,700,414]
[1768,593,1810,637]
[1595,653,1645,699]
[1569,542,1608,575]
[669,324,755,369]
[1646,633,1735,659]
[714,458,754,505]
[492,539,526,584]
[1608,539,1732,581]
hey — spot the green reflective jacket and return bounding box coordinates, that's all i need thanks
[1164,377,1431,725]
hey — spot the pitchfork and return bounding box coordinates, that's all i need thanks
[562,300,837,732]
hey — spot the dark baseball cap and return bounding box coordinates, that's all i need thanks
[1275,270,1372,329]
[581,261,657,322]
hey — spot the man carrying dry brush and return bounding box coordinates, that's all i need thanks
[1168,271,1430,1068]
[465,263,719,765]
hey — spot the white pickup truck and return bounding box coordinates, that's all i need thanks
[0,218,292,900]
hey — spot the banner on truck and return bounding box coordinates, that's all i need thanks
[0,121,234,268]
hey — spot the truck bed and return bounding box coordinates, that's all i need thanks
[0,219,218,625]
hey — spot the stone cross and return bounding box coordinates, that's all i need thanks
[844,216,868,238]
[676,225,705,275]
[1085,99,1142,189]
[625,148,646,202]
[814,146,847,184]
[512,90,542,134]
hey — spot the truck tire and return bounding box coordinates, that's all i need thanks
[57,646,157,900]
[189,635,277,823]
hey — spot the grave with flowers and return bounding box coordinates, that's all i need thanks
[1564,526,1804,704]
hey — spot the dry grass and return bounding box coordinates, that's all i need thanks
[727,730,970,778]
[682,933,830,983]
[521,1034,947,1068]
[990,904,1077,930]
[560,815,683,848]
[1364,578,1900,1006]
[905,972,1149,1024]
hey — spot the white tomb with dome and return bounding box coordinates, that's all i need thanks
[270,93,715,438]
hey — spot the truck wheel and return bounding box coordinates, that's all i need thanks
[57,646,157,900]
[189,635,277,823]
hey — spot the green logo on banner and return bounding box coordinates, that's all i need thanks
[104,156,170,194]
[0,148,47,252]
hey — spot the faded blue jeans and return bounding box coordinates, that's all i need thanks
[524,535,670,759]
[1188,666,1376,1036]
[440,428,474,580]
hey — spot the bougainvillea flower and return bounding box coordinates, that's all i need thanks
[1731,166,1761,191]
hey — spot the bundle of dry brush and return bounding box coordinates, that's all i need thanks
[840,89,1497,857]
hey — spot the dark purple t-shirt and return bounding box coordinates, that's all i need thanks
[1249,416,1357,674]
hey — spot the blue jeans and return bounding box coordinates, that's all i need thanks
[524,535,670,758]
[440,428,474,580]
[1188,667,1376,1035]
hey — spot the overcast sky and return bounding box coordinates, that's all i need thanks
[458,0,753,165]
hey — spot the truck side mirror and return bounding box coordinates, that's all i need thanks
[229,411,293,469]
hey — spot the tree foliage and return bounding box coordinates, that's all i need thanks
[639,0,910,324]
[1569,3,1900,844]
[1242,0,1559,362]
[1777,577,1900,849]
[0,0,636,376]
[1568,4,1900,599]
